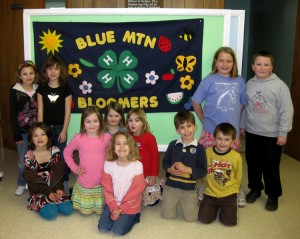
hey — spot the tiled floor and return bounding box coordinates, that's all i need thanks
[1,148,300,239]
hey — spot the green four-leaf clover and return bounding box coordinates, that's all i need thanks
[97,50,138,93]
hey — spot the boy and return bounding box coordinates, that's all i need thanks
[241,51,293,211]
[198,123,242,226]
[161,110,207,222]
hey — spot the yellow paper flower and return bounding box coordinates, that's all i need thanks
[180,75,194,90]
[68,64,82,78]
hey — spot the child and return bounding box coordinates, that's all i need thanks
[37,55,72,191]
[161,110,207,222]
[198,123,242,226]
[104,102,126,135]
[64,106,111,215]
[191,46,247,207]
[241,51,293,211]
[23,122,73,220]
[98,131,146,236]
[126,108,161,206]
[9,60,38,195]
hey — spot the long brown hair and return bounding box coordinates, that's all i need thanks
[39,55,68,86]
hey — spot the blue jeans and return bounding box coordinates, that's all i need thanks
[50,125,69,181]
[98,204,140,235]
[16,133,28,186]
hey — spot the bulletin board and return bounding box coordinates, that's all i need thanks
[23,8,245,151]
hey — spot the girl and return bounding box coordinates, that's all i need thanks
[126,108,161,206]
[37,55,72,191]
[191,47,247,206]
[104,102,126,135]
[98,131,146,236]
[9,60,38,196]
[23,122,73,220]
[64,106,111,215]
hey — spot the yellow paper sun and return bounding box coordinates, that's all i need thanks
[39,29,63,54]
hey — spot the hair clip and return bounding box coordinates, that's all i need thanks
[18,60,36,71]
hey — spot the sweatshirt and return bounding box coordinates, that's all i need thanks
[241,73,293,137]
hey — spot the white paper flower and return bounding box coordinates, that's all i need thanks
[79,81,92,94]
[145,70,159,85]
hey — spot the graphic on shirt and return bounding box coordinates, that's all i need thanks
[48,94,59,103]
[208,159,232,186]
[215,83,239,111]
[250,91,268,114]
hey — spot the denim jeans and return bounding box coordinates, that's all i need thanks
[98,204,140,235]
[16,133,28,186]
[50,124,69,181]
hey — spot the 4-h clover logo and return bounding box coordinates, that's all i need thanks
[97,50,139,93]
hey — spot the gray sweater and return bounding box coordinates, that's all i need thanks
[241,73,293,137]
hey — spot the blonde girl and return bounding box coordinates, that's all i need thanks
[98,131,146,235]
[126,108,161,206]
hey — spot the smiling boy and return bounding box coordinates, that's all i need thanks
[198,122,242,226]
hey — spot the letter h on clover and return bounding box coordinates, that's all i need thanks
[97,50,139,93]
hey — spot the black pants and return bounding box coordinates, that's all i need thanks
[245,132,282,197]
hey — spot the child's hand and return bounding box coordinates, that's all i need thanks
[240,128,246,139]
[111,208,122,221]
[168,163,183,176]
[56,189,64,199]
[76,166,85,175]
[277,136,287,146]
[147,176,156,186]
[58,131,67,143]
[49,192,58,202]
[173,162,192,175]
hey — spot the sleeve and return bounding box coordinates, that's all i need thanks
[23,152,54,197]
[162,142,174,177]
[101,171,118,213]
[191,75,209,104]
[119,173,146,213]
[50,148,65,192]
[233,152,243,189]
[147,133,159,176]
[278,82,294,136]
[9,89,22,142]
[64,83,72,98]
[63,134,80,174]
[191,144,207,179]
[239,77,247,106]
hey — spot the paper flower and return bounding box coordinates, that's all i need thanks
[68,63,82,78]
[180,75,194,90]
[145,70,159,85]
[79,81,92,94]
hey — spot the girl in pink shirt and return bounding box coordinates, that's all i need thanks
[64,106,111,215]
[98,131,146,236]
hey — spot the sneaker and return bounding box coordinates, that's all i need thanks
[237,197,246,208]
[237,187,246,208]
[266,197,278,211]
[15,186,26,196]
[246,190,261,203]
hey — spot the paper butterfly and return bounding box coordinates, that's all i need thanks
[176,55,197,72]
[48,94,59,102]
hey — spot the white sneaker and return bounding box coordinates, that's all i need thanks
[15,186,26,196]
